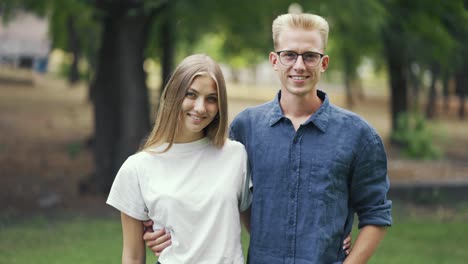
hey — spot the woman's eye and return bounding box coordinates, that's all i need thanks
[207,96,218,103]
[185,92,196,98]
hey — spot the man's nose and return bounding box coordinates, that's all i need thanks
[293,55,306,69]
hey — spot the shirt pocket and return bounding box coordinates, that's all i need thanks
[308,162,349,203]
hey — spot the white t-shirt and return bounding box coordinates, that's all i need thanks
[107,138,252,264]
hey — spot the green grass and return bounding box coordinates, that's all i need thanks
[369,220,468,264]
[0,214,250,264]
[0,215,125,264]
[1,205,467,264]
[365,202,468,264]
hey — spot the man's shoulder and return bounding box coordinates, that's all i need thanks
[330,104,368,124]
[329,103,360,119]
[328,104,380,137]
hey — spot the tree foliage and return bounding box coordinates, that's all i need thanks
[3,0,468,185]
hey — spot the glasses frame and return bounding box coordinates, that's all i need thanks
[275,50,325,67]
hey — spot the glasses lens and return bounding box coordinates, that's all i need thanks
[303,52,321,66]
[279,51,298,65]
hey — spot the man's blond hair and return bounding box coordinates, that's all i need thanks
[272,13,329,51]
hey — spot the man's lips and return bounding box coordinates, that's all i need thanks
[290,76,309,80]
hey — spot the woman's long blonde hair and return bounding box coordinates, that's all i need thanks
[142,54,228,152]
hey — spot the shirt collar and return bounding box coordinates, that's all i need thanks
[268,89,330,133]
[267,91,284,126]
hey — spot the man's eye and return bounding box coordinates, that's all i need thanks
[283,52,296,58]
[302,53,315,60]
[304,53,318,60]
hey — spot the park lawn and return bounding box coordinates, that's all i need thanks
[368,219,468,264]
[0,214,250,264]
[0,209,467,264]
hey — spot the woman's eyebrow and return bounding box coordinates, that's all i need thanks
[186,88,199,93]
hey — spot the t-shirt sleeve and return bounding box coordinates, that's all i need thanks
[239,148,252,212]
[106,156,150,221]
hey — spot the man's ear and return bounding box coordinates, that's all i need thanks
[269,52,279,71]
[320,55,329,73]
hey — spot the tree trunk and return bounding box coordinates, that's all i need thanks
[456,65,467,120]
[460,92,466,120]
[442,72,450,113]
[88,6,157,194]
[425,64,440,119]
[115,13,151,173]
[408,63,421,113]
[89,13,120,194]
[67,15,80,85]
[384,40,408,136]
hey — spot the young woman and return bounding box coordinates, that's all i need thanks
[107,54,251,264]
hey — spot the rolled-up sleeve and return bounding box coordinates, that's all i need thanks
[351,134,392,228]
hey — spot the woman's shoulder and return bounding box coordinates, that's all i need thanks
[222,139,247,154]
[123,150,158,166]
[224,138,244,147]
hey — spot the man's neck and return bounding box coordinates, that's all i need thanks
[280,89,322,130]
[280,89,322,117]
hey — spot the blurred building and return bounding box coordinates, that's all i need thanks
[0,11,50,72]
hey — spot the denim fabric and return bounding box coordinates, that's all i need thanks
[230,90,392,264]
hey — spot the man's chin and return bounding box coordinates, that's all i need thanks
[285,86,315,96]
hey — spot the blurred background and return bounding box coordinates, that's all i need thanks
[0,0,467,263]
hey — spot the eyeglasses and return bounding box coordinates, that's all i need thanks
[275,50,324,67]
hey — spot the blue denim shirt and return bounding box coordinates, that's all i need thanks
[230,90,392,264]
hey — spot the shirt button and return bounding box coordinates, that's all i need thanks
[289,219,294,225]
[290,192,295,199]
[293,137,298,144]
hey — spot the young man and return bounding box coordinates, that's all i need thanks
[145,13,392,263]
[229,13,392,263]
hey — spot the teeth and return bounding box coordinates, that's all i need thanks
[189,114,203,120]
[291,76,307,80]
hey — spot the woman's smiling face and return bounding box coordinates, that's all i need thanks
[175,75,219,143]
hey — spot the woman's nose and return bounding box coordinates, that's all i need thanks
[193,98,206,113]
